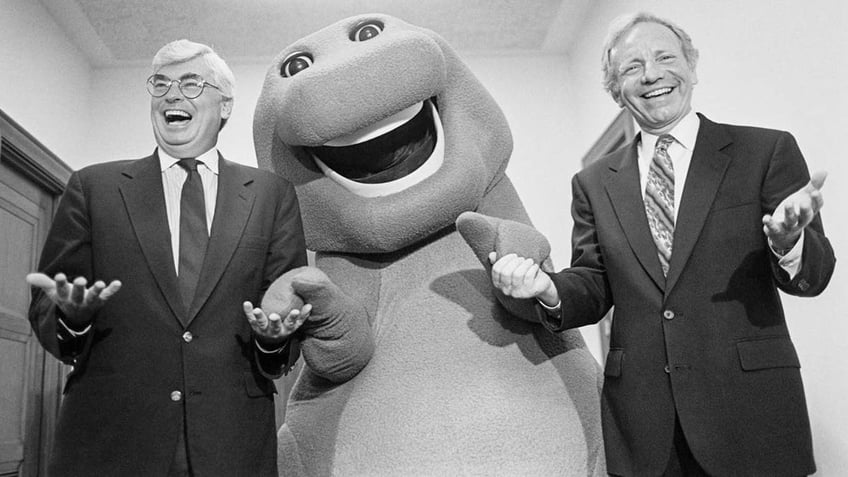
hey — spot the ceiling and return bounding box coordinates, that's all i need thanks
[39,0,593,68]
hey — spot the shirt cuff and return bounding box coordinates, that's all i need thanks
[769,230,804,279]
[537,298,562,316]
[57,317,92,341]
[255,338,286,354]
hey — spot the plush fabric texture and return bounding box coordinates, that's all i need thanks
[254,13,605,476]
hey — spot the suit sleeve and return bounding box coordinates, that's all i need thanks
[254,177,308,378]
[541,173,614,332]
[762,131,835,296]
[29,171,96,365]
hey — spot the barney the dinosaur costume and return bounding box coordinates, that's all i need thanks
[254,14,605,476]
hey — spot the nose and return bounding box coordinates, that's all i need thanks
[163,81,184,101]
[641,61,664,84]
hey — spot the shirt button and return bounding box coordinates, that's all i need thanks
[170,390,182,402]
[664,365,671,374]
[182,331,193,343]
[663,310,675,320]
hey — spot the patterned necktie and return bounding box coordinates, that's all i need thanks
[644,134,675,276]
[177,158,208,310]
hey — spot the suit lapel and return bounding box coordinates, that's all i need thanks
[605,138,667,290]
[185,154,255,325]
[118,153,185,322]
[665,115,732,292]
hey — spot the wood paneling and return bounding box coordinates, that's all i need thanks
[0,108,71,477]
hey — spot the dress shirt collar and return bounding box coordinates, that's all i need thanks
[158,147,220,174]
[638,109,700,156]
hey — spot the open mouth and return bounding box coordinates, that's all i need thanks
[306,99,438,184]
[164,109,192,125]
[642,87,674,99]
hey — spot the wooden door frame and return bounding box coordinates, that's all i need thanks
[0,108,71,477]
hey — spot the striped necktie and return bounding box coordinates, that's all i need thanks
[644,134,675,276]
[177,158,208,311]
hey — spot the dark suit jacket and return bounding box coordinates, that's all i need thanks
[29,152,307,476]
[542,114,835,476]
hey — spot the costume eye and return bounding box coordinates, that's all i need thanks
[350,21,384,42]
[280,52,313,78]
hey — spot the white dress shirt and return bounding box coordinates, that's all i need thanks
[158,148,219,273]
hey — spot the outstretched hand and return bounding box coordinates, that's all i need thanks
[488,252,558,306]
[26,272,121,328]
[244,300,312,349]
[762,171,827,250]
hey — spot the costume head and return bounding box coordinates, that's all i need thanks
[254,13,512,253]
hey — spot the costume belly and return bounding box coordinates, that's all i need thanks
[282,231,604,476]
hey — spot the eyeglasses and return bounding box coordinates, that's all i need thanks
[146,74,222,99]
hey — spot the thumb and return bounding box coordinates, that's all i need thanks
[26,273,55,290]
[808,170,827,191]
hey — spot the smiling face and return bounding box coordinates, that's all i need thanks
[150,56,232,158]
[610,21,697,134]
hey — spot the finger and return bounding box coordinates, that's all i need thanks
[84,281,106,306]
[71,277,88,304]
[243,301,255,319]
[99,280,122,300]
[55,274,70,301]
[488,252,497,264]
[253,308,269,329]
[511,259,535,288]
[298,303,313,322]
[267,313,283,335]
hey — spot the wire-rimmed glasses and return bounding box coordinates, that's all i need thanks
[146,74,221,99]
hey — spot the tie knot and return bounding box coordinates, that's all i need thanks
[178,158,200,172]
[655,134,675,153]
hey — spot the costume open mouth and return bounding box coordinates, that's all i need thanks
[306,99,438,184]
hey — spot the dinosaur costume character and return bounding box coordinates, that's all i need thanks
[254,14,605,476]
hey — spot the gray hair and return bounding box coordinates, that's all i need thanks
[600,12,699,102]
[152,39,235,100]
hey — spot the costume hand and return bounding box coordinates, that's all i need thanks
[488,252,558,305]
[26,272,121,329]
[762,171,826,250]
[244,300,312,348]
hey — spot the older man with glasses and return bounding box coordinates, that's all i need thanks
[27,39,307,476]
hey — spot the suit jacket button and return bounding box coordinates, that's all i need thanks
[182,331,193,343]
[664,365,671,374]
[170,390,182,402]
[798,279,810,291]
[663,310,675,320]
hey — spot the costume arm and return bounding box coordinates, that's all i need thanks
[254,179,309,378]
[762,132,835,296]
[28,172,96,364]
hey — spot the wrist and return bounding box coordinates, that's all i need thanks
[538,285,560,308]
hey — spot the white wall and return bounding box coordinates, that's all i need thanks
[0,0,92,163]
[2,0,846,472]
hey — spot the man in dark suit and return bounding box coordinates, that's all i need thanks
[488,12,835,477]
[27,39,307,476]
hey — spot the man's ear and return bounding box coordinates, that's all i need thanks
[220,98,234,119]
